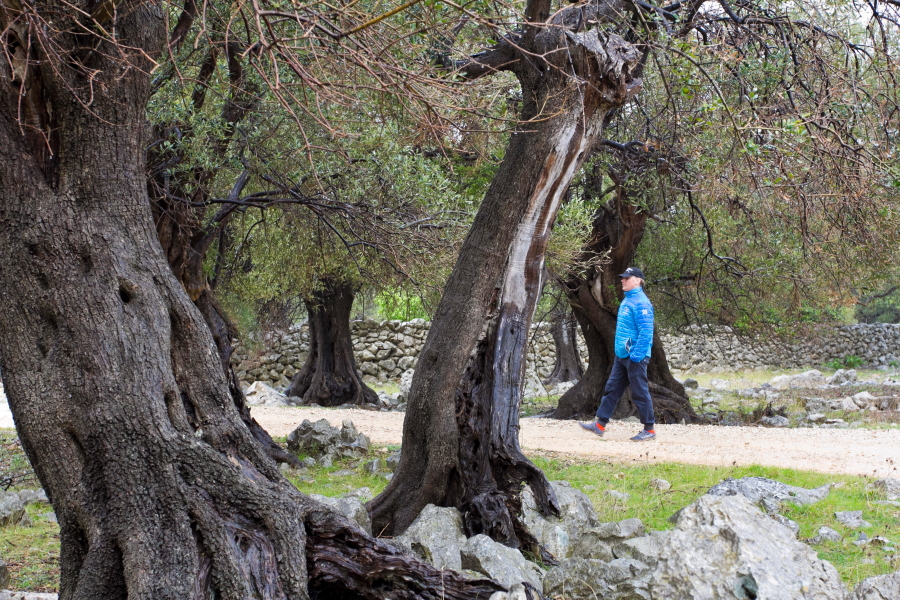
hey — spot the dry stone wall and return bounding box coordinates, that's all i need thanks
[663,323,900,373]
[233,320,900,391]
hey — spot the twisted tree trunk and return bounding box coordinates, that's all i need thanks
[369,0,643,550]
[550,166,699,422]
[284,279,378,406]
[543,301,584,387]
[0,5,505,598]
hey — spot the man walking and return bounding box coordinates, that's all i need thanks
[580,267,657,441]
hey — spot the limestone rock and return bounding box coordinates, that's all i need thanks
[0,494,28,527]
[487,583,529,600]
[809,526,842,544]
[614,531,669,566]
[826,369,857,385]
[651,494,846,599]
[706,476,830,507]
[522,369,547,400]
[852,570,900,599]
[16,489,48,506]
[835,510,871,529]
[461,534,544,589]
[761,415,790,427]
[571,519,645,561]
[547,381,576,396]
[606,490,630,502]
[683,378,699,389]
[0,593,60,600]
[769,514,800,537]
[771,370,825,390]
[872,478,900,501]
[393,505,466,571]
[543,557,652,600]
[521,481,599,559]
[649,478,671,491]
[286,419,370,462]
[841,397,862,412]
[399,369,415,395]
[308,494,372,535]
[853,391,877,409]
[244,381,289,406]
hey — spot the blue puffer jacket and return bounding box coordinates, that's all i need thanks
[614,288,654,361]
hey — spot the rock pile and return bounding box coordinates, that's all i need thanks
[286,419,370,467]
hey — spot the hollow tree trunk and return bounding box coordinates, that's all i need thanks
[550,165,699,422]
[284,279,378,406]
[0,5,506,598]
[542,301,584,387]
[369,1,643,546]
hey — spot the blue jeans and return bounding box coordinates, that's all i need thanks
[596,356,655,427]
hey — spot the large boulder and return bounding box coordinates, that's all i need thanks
[308,494,372,535]
[706,476,830,507]
[461,535,544,589]
[244,381,289,406]
[651,494,846,599]
[521,481,600,559]
[392,505,466,571]
[286,419,370,463]
[543,557,652,599]
[852,570,900,599]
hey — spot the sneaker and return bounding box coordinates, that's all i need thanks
[579,422,605,437]
[630,430,656,442]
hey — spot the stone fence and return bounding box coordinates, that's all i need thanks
[233,320,900,391]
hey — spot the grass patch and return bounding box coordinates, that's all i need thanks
[1,432,897,592]
[532,453,900,585]
[0,504,60,592]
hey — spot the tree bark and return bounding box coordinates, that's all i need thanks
[542,301,584,387]
[0,5,504,598]
[284,279,378,406]
[549,164,700,423]
[369,0,643,546]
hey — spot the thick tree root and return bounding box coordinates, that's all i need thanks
[305,509,505,600]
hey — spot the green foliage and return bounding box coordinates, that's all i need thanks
[374,288,430,321]
[825,356,865,370]
[856,290,900,324]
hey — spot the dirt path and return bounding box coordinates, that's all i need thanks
[252,406,900,478]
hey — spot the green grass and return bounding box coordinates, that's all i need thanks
[2,434,898,592]
[532,454,900,584]
[0,504,60,592]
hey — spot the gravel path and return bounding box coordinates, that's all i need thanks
[252,406,900,477]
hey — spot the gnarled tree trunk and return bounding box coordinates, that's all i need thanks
[543,300,584,387]
[0,5,506,598]
[550,162,699,422]
[284,279,378,406]
[369,0,643,549]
